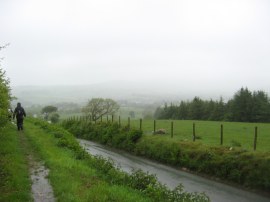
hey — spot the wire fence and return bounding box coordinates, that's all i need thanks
[65,115,267,152]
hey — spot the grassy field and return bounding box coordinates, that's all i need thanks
[106,118,270,152]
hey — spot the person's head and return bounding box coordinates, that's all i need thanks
[17,102,21,107]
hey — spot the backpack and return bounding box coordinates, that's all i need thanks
[17,108,24,118]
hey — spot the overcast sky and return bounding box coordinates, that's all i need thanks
[1,0,270,96]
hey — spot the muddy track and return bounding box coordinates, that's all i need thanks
[18,131,55,202]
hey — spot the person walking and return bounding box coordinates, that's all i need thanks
[13,102,26,131]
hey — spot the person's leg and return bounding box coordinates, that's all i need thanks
[17,119,20,130]
[17,119,23,131]
[21,120,24,130]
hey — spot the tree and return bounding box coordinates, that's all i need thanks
[82,98,120,121]
[154,106,164,119]
[153,87,270,123]
[188,97,204,120]
[251,91,270,122]
[210,97,225,121]
[178,101,189,119]
[41,106,58,121]
[41,106,58,114]
[230,87,253,122]
[0,44,11,128]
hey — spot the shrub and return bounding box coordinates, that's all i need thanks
[61,119,270,192]
[230,140,241,147]
[0,67,11,129]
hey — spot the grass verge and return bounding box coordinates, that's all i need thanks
[23,121,152,202]
[0,123,32,202]
[61,119,270,192]
[26,118,209,201]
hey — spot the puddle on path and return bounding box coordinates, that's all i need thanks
[30,161,55,202]
[18,130,55,202]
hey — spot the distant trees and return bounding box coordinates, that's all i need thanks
[42,106,58,114]
[252,91,270,122]
[41,105,60,123]
[154,87,270,123]
[82,98,120,121]
[229,88,270,122]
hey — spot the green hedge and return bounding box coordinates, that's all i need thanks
[135,136,270,190]
[0,68,11,128]
[62,120,142,152]
[31,118,209,202]
[61,119,270,192]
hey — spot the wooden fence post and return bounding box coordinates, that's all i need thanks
[154,120,156,134]
[254,126,258,151]
[112,115,114,123]
[118,116,121,126]
[193,123,196,142]
[220,124,223,145]
[140,119,142,131]
[107,115,108,122]
[171,121,174,138]
[101,116,103,122]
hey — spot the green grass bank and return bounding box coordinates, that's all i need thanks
[61,119,270,193]
[1,119,209,201]
[26,118,209,201]
[24,120,150,201]
[0,124,32,202]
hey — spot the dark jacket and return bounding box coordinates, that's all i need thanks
[13,106,26,120]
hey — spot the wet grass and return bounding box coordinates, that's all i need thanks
[23,121,152,202]
[0,124,32,202]
[118,119,270,152]
[62,119,270,192]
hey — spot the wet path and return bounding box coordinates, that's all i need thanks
[78,139,270,202]
[30,161,55,202]
[19,130,55,202]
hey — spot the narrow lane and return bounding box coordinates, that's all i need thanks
[78,139,270,202]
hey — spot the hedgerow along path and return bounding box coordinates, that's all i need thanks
[24,119,210,202]
[68,116,270,152]
[62,117,270,193]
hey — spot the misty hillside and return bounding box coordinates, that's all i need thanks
[11,81,236,108]
[11,82,181,106]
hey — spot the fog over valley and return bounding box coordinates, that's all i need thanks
[11,81,241,107]
[1,0,270,111]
